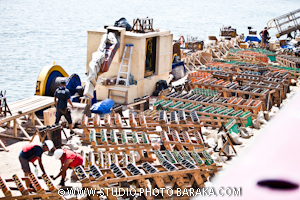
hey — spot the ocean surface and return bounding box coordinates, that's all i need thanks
[0,0,298,103]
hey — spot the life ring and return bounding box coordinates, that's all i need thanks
[179,35,185,45]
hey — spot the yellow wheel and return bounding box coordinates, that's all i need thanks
[35,65,68,96]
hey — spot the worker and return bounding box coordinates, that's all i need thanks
[19,140,54,188]
[53,148,83,186]
[260,27,270,49]
[54,79,75,135]
[287,32,293,39]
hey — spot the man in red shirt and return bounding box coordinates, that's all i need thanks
[19,140,54,188]
[260,27,270,49]
[53,148,83,186]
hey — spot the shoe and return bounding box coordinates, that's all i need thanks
[59,179,65,187]
[70,131,75,135]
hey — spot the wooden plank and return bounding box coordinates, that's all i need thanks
[0,192,64,200]
[164,96,260,114]
[30,113,35,126]
[6,96,37,108]
[136,179,154,200]
[0,139,8,152]
[163,141,204,149]
[90,186,198,198]
[13,119,17,138]
[83,163,221,173]
[92,143,151,149]
[169,107,249,122]
[7,98,50,114]
[0,96,54,124]
[16,119,31,140]
[94,146,152,154]
[34,114,44,126]
[147,123,203,128]
[81,125,156,131]
[151,176,167,198]
[82,168,217,187]
[0,133,28,141]
[127,100,147,108]
[171,174,188,194]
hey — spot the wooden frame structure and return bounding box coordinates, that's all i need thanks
[75,160,221,200]
[74,110,222,200]
[161,90,262,114]
[0,139,8,152]
[191,78,272,110]
[0,91,12,118]
[210,80,300,199]
[277,55,300,69]
[0,173,64,200]
[132,17,154,33]
[156,90,256,128]
[0,96,54,141]
[30,125,68,148]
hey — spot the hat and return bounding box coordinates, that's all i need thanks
[44,140,54,151]
[54,149,64,160]
[60,79,66,84]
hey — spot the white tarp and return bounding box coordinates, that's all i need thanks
[84,32,118,98]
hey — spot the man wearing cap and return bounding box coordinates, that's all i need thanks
[19,140,54,188]
[54,79,75,134]
[260,27,270,49]
[53,149,83,186]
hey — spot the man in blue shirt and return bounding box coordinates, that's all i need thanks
[54,80,75,134]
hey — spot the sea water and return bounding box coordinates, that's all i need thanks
[0,0,298,102]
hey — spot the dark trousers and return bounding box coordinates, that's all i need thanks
[55,108,72,124]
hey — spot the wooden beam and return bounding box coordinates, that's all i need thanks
[13,119,17,138]
[126,100,147,108]
[189,59,198,71]
[16,119,31,140]
[199,53,208,63]
[195,58,204,67]
[30,113,35,126]
[0,133,28,141]
[34,114,44,126]
[184,64,191,72]
[82,168,218,187]
[2,192,63,200]
[0,139,8,152]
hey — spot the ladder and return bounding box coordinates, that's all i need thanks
[267,8,300,37]
[116,44,133,86]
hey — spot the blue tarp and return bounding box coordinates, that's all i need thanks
[172,61,185,68]
[281,45,294,49]
[91,98,114,114]
[172,61,186,73]
[244,36,261,42]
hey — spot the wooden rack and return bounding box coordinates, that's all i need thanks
[75,148,221,200]
[277,55,300,69]
[0,173,64,200]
